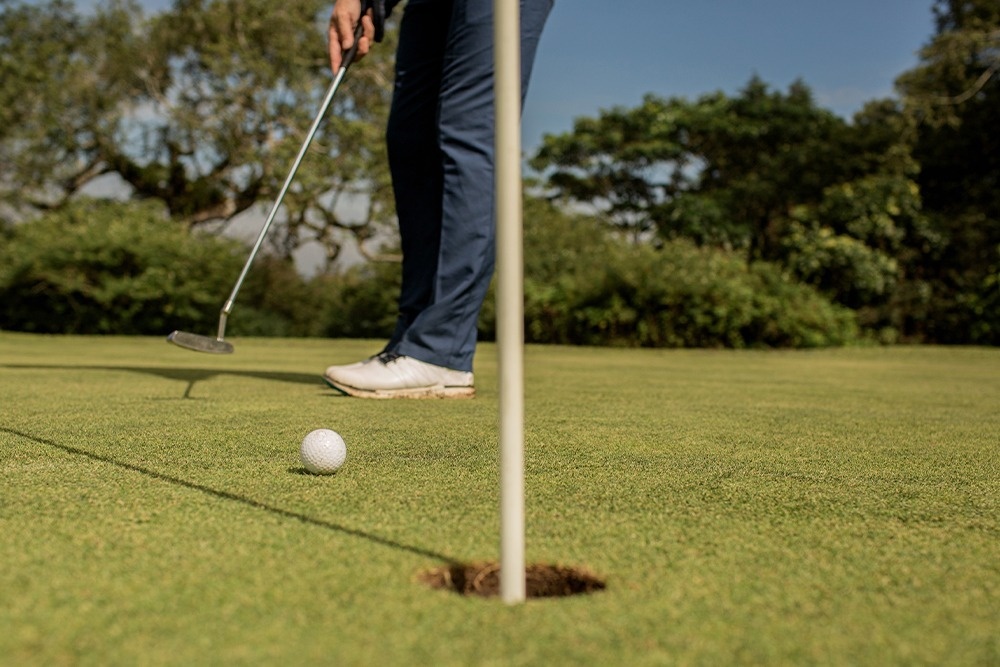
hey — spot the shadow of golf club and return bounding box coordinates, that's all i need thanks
[1,364,326,399]
[3,426,457,565]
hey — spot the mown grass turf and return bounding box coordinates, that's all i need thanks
[2,332,998,665]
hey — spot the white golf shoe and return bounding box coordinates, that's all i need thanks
[323,352,474,399]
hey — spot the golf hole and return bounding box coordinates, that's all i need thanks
[418,562,606,599]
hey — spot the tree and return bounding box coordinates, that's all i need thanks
[528,93,690,242]
[896,0,1000,343]
[667,79,857,261]
[530,79,929,338]
[776,100,942,338]
[896,0,1000,126]
[0,0,397,267]
[531,79,880,260]
[1,0,144,213]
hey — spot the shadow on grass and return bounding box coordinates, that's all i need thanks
[3,426,456,565]
[1,364,325,399]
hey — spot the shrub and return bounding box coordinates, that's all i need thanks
[313,261,401,339]
[478,199,859,348]
[0,197,859,348]
[0,199,310,336]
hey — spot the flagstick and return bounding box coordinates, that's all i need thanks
[494,0,526,605]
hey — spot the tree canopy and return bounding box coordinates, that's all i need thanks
[529,0,998,343]
[0,0,397,266]
[2,0,997,345]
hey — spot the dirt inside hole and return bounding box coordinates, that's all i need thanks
[418,562,606,598]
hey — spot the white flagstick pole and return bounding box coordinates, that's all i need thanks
[494,0,526,604]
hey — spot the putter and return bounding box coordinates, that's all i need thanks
[168,4,385,354]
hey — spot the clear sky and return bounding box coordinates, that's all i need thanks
[72,0,937,150]
[523,0,936,148]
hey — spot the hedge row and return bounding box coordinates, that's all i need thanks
[0,199,858,348]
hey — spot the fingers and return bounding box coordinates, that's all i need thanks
[328,7,353,73]
[360,13,375,54]
[328,2,375,74]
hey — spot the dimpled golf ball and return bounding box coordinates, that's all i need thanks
[300,428,347,475]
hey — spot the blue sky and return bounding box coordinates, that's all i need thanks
[523,0,935,148]
[75,0,937,149]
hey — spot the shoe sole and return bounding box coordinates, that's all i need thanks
[322,375,475,399]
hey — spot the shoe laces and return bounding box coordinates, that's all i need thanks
[376,350,401,365]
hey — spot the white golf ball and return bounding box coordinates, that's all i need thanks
[300,428,347,475]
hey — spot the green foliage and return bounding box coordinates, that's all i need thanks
[533,28,1000,345]
[782,172,941,336]
[968,248,1000,344]
[896,0,1000,127]
[478,199,858,348]
[224,255,322,338]
[136,0,397,234]
[0,197,856,348]
[784,223,898,309]
[313,261,401,339]
[5,1,997,346]
[0,0,144,212]
[530,81,927,329]
[0,199,310,336]
[530,94,690,240]
[0,0,397,264]
[532,79,872,258]
[894,0,1000,344]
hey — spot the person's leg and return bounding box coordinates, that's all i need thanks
[383,0,452,350]
[324,0,552,397]
[393,0,553,372]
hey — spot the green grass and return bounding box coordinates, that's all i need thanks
[2,332,998,665]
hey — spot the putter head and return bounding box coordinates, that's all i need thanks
[167,330,234,354]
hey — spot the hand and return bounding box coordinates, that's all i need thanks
[328,1,375,73]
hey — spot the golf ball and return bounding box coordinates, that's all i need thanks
[300,428,347,475]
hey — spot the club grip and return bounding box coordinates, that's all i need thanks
[341,20,364,67]
[365,0,386,43]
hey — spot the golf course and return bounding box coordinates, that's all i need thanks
[2,332,997,664]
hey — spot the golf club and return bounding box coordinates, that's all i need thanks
[168,4,385,354]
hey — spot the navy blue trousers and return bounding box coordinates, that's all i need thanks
[385,0,552,371]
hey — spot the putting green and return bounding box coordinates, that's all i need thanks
[2,333,998,665]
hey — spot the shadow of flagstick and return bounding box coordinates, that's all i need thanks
[3,426,457,565]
